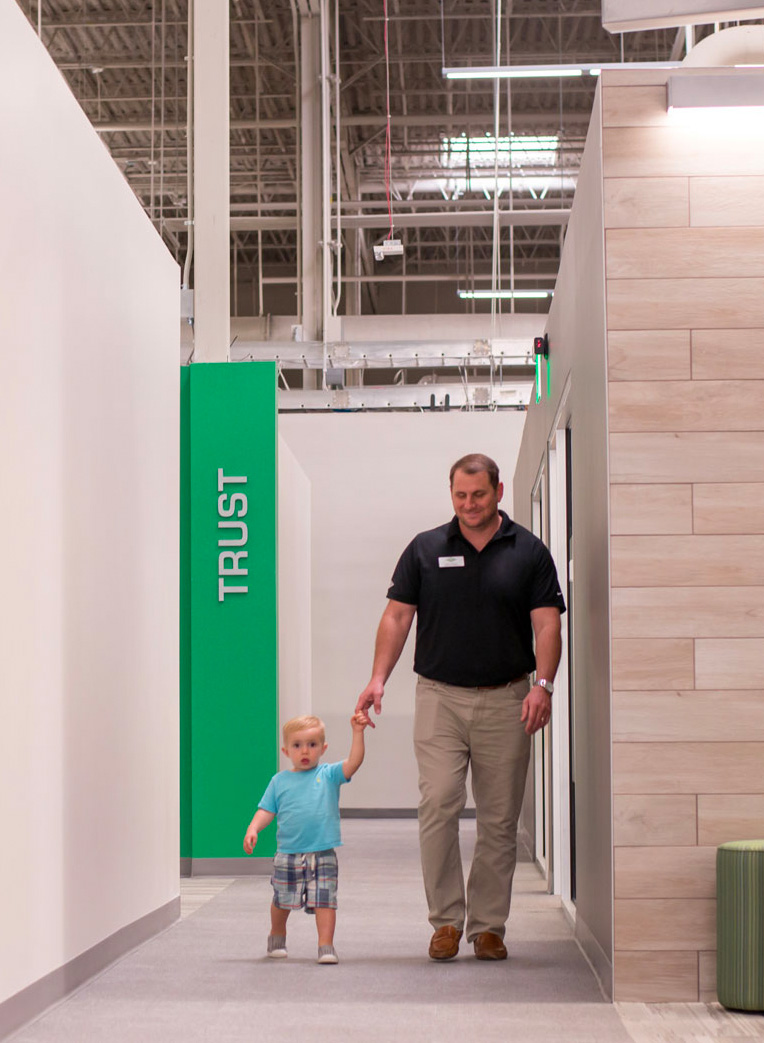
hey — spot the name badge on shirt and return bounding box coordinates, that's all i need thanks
[438,556,465,568]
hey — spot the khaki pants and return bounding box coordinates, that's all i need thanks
[414,675,531,942]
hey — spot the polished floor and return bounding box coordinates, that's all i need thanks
[6,821,764,1043]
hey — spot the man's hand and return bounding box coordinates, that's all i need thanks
[243,828,258,855]
[521,685,551,735]
[355,679,384,727]
[356,600,416,728]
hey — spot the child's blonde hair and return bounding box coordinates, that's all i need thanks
[282,715,325,744]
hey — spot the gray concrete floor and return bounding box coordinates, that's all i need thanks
[8,820,635,1043]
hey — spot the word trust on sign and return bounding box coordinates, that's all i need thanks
[218,468,248,601]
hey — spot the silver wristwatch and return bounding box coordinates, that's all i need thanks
[535,678,554,695]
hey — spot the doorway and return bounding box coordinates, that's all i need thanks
[531,468,551,881]
[548,422,575,910]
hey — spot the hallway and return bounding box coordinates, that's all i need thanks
[8,820,636,1043]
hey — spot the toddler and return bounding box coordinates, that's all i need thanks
[243,711,369,963]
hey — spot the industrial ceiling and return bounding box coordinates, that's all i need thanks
[18,2,698,307]
[15,2,754,402]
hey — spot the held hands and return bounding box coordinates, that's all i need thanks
[521,685,552,736]
[343,710,371,779]
[350,710,371,732]
[355,679,384,728]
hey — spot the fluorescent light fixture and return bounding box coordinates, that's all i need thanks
[443,61,682,81]
[444,64,584,80]
[458,289,552,300]
[667,72,764,110]
[442,133,559,170]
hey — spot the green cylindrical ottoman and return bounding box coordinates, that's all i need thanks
[717,840,764,1011]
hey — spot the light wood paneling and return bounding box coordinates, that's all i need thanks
[602,85,670,127]
[692,328,764,380]
[693,483,764,534]
[699,951,717,1003]
[613,741,764,794]
[614,794,697,847]
[612,639,694,690]
[698,794,764,846]
[696,638,764,690]
[610,432,764,484]
[608,330,691,382]
[615,898,716,950]
[607,228,764,280]
[611,535,764,586]
[604,125,764,179]
[610,484,692,535]
[607,277,764,330]
[609,380,764,432]
[600,70,764,1005]
[615,846,716,899]
[604,178,689,230]
[601,70,670,89]
[614,690,764,742]
[690,176,764,227]
[614,951,699,1002]
[612,587,764,638]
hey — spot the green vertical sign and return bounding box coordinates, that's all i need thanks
[180,362,278,868]
[180,367,192,858]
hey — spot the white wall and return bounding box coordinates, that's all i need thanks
[279,411,527,807]
[0,2,179,1008]
[277,436,312,727]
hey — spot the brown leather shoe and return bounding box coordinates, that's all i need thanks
[428,925,463,961]
[473,932,508,960]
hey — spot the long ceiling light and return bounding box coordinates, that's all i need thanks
[443,61,683,80]
[458,289,553,300]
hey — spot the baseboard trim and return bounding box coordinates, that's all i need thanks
[182,858,273,876]
[575,913,613,1001]
[517,824,533,862]
[340,808,477,819]
[0,896,179,1042]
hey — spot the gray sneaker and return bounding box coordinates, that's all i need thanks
[267,934,287,959]
[317,945,338,964]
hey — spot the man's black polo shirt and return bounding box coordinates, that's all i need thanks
[387,511,566,687]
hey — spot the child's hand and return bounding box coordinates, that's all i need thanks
[351,710,370,732]
[243,828,258,855]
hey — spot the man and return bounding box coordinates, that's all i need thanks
[355,453,565,962]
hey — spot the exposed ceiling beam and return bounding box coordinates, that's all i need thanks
[93,112,592,134]
[165,209,570,232]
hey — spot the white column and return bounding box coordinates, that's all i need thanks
[300,13,323,344]
[320,0,333,339]
[193,0,230,362]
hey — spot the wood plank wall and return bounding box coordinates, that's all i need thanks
[603,70,764,1002]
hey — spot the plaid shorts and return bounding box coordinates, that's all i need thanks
[271,849,339,913]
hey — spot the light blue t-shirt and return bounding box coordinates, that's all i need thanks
[258,761,349,854]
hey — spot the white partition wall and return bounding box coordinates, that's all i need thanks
[278,436,313,727]
[0,4,179,1033]
[279,411,527,809]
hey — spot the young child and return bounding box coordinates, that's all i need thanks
[243,711,369,964]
